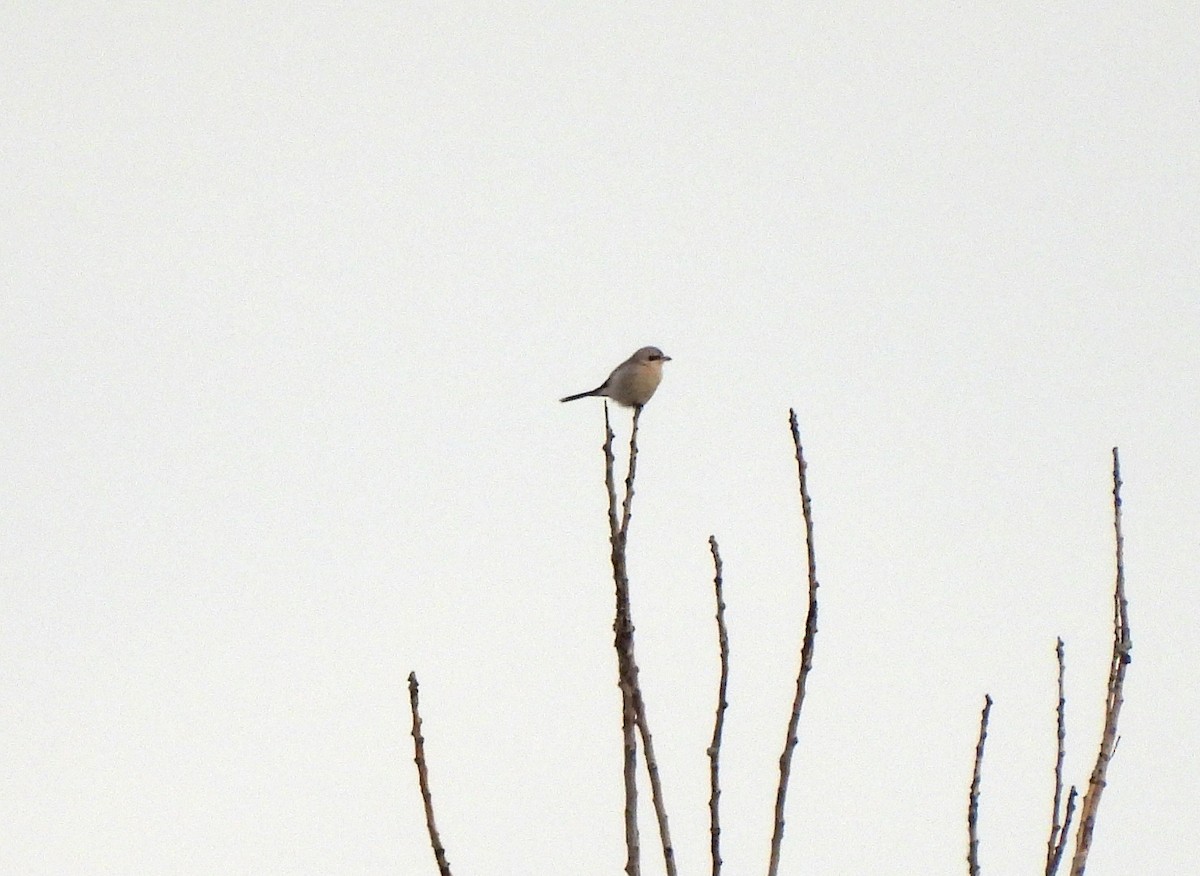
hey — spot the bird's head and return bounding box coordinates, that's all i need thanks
[634,346,672,365]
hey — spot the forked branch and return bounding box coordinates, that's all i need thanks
[603,403,676,876]
[603,404,640,876]
[1045,639,1077,875]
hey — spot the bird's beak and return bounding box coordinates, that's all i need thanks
[661,355,672,362]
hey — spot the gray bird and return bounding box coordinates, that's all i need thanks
[560,346,672,407]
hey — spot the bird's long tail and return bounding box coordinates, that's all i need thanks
[559,386,603,403]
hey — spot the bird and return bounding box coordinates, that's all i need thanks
[560,346,672,408]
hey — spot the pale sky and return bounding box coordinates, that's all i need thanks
[3,4,1198,874]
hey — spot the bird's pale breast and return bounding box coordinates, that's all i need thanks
[612,361,663,406]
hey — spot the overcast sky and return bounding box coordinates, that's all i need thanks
[4,4,1198,874]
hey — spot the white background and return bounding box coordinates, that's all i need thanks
[3,4,1197,874]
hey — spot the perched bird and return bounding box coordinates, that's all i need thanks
[560,346,672,408]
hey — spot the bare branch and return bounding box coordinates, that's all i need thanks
[407,672,453,876]
[767,410,821,876]
[625,407,676,876]
[707,536,730,876]
[603,404,640,876]
[619,405,643,540]
[1069,448,1133,875]
[967,695,993,876]
[1054,787,1078,871]
[632,687,676,876]
[604,404,677,876]
[1045,638,1069,875]
[621,691,641,876]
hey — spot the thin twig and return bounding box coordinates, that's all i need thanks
[407,672,453,876]
[1069,448,1133,876]
[1055,787,1078,870]
[1045,638,1069,875]
[620,405,643,540]
[622,406,677,876]
[603,404,640,876]
[766,410,821,876]
[967,695,993,876]
[632,687,676,876]
[707,536,730,876]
